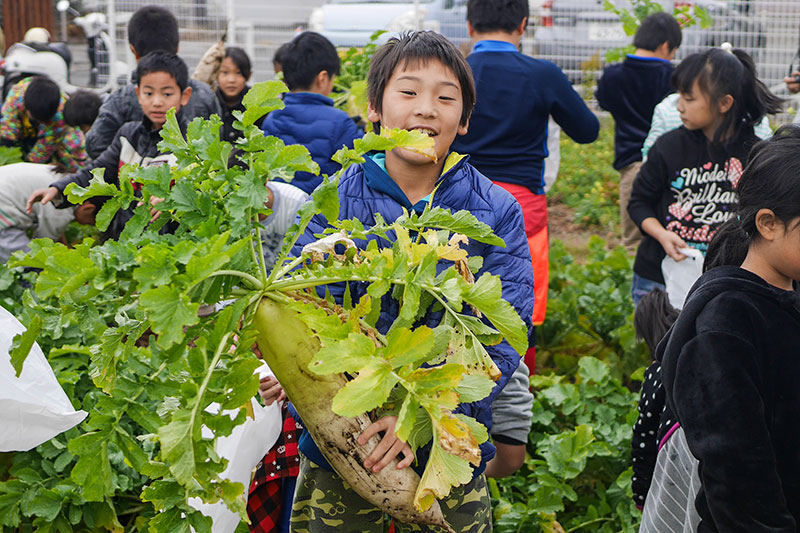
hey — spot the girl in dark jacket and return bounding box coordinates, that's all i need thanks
[660,126,800,532]
[627,46,782,304]
[216,47,264,142]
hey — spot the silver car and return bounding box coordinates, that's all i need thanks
[308,0,471,47]
[532,0,764,82]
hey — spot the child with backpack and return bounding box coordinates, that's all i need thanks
[657,126,800,531]
[627,47,782,304]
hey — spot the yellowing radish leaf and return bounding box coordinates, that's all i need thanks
[415,436,473,512]
[331,360,398,417]
[383,326,435,368]
[436,412,481,466]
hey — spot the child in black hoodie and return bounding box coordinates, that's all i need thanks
[627,46,782,304]
[659,126,800,532]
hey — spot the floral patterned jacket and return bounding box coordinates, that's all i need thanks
[0,77,87,172]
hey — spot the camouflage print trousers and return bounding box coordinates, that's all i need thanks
[290,454,492,533]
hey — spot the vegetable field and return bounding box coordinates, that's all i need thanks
[0,73,647,533]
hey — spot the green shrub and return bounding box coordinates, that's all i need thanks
[538,237,649,383]
[550,119,619,231]
[0,146,23,166]
[492,356,641,532]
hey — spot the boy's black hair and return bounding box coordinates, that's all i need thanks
[467,0,529,34]
[705,125,800,271]
[634,288,679,361]
[367,31,476,134]
[224,46,252,80]
[273,42,291,70]
[136,51,189,92]
[633,12,682,52]
[672,48,783,145]
[63,90,103,127]
[128,6,179,57]
[24,77,61,123]
[281,32,340,91]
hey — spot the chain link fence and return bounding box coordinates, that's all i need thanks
[57,0,800,120]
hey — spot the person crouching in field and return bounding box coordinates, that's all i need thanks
[0,76,89,172]
[0,163,99,262]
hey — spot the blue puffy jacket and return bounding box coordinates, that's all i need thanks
[261,92,362,194]
[291,152,535,477]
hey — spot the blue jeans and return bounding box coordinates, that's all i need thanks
[632,273,666,306]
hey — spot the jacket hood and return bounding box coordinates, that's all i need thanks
[656,266,800,363]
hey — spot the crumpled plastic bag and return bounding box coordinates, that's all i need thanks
[661,247,705,310]
[189,362,282,532]
[0,306,87,452]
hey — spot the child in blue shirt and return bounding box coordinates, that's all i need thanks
[284,31,534,532]
[452,0,599,372]
[596,12,682,250]
[261,32,362,194]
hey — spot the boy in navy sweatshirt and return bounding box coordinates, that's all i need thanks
[261,32,362,194]
[452,0,598,371]
[596,12,682,250]
[286,31,534,532]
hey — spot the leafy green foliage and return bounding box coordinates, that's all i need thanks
[333,31,385,120]
[550,117,619,231]
[2,79,527,529]
[492,357,641,533]
[0,146,23,166]
[539,237,649,383]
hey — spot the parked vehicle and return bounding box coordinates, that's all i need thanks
[308,0,470,47]
[0,5,127,98]
[531,0,765,82]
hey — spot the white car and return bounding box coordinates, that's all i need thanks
[308,0,470,47]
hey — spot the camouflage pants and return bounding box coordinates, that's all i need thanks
[290,453,492,533]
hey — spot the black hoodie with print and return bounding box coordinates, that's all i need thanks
[659,266,800,532]
[628,126,758,283]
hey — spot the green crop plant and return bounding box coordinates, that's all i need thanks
[0,146,23,166]
[1,80,526,532]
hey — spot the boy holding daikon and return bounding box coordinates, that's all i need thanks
[283,31,535,532]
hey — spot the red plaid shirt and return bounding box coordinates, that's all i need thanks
[247,404,303,532]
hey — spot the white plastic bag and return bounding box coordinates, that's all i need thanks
[661,247,705,310]
[0,306,87,452]
[189,362,282,532]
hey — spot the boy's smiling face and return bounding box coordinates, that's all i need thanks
[368,59,468,167]
[135,71,192,129]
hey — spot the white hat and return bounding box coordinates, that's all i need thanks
[23,27,51,44]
